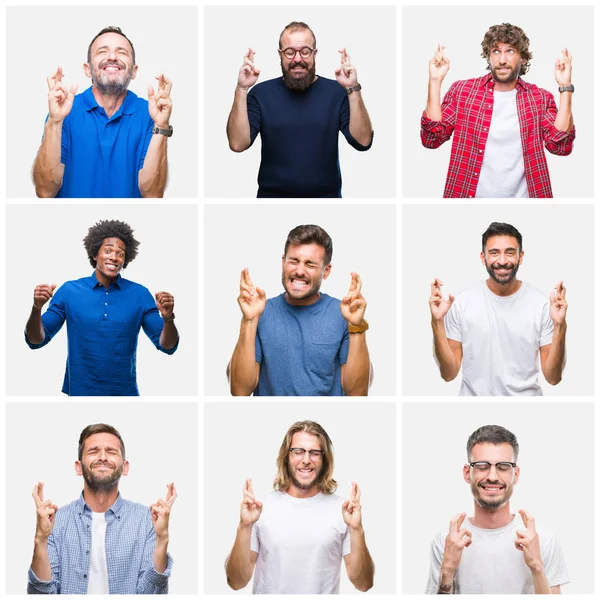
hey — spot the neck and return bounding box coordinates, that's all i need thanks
[95,269,118,289]
[284,291,321,306]
[470,500,513,529]
[493,79,518,93]
[486,277,522,297]
[287,484,320,499]
[91,85,127,118]
[83,485,119,513]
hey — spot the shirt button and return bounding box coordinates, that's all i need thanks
[86,550,90,555]
[83,575,87,579]
[105,302,107,306]
[483,128,488,131]
[488,105,492,108]
[479,149,483,153]
[468,195,473,198]
[104,314,107,317]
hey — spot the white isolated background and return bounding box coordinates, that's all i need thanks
[6,5,198,198]
[6,204,198,396]
[5,401,198,594]
[402,5,594,198]
[204,203,396,396]
[204,401,396,594]
[402,203,594,396]
[402,402,594,593]
[204,5,396,198]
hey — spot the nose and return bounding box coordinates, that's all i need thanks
[295,262,306,275]
[98,447,107,460]
[108,48,118,60]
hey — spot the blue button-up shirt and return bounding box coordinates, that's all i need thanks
[49,86,154,198]
[25,272,178,396]
[27,493,172,594]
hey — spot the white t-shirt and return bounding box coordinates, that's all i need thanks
[250,491,351,594]
[87,511,109,594]
[444,281,554,396]
[426,513,570,594]
[475,88,529,198]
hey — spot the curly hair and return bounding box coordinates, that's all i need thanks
[481,23,532,75]
[83,220,140,269]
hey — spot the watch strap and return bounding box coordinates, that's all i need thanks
[346,83,362,95]
[153,124,174,137]
[348,319,369,334]
[558,85,574,93]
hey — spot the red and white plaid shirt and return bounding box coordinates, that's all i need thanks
[421,74,575,198]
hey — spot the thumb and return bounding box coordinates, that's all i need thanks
[51,284,57,291]
[148,85,155,99]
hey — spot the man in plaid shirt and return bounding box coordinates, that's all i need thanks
[421,23,575,198]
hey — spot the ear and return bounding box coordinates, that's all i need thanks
[463,463,471,484]
[122,460,130,476]
[518,250,524,265]
[513,465,520,485]
[74,460,83,476]
[480,250,486,266]
[322,263,332,280]
[131,64,138,81]
[282,254,286,268]
[313,48,318,57]
[83,63,92,79]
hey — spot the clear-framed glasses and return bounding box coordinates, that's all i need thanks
[469,461,517,474]
[290,447,324,459]
[279,46,315,59]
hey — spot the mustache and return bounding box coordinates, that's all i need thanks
[493,264,514,270]
[290,60,308,69]
[99,60,126,70]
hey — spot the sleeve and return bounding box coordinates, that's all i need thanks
[542,533,570,588]
[420,84,458,149]
[540,91,575,156]
[25,285,67,350]
[136,514,173,595]
[27,532,60,594]
[139,116,155,171]
[42,115,69,165]
[250,523,260,553]
[341,525,351,557]
[444,299,462,343]
[254,331,263,365]
[247,90,261,146]
[539,299,554,347]
[338,328,350,366]
[339,95,373,151]
[140,288,179,355]
[425,532,445,594]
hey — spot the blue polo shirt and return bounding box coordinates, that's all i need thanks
[25,272,178,396]
[50,86,154,198]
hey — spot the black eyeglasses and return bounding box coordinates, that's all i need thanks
[469,461,517,473]
[279,46,315,59]
[290,447,324,459]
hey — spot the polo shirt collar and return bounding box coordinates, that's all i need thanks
[77,491,125,515]
[88,270,122,290]
[82,85,139,116]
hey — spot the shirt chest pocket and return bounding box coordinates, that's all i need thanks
[307,341,339,376]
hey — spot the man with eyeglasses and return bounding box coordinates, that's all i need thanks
[226,20,373,197]
[225,420,374,593]
[426,425,569,594]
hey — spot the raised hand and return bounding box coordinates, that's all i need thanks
[340,272,367,326]
[515,509,544,572]
[441,512,472,574]
[240,478,262,526]
[155,291,175,319]
[32,482,58,541]
[46,67,78,125]
[33,284,57,310]
[549,281,567,325]
[148,74,173,129]
[238,48,261,91]
[429,43,450,82]
[554,48,572,86]
[335,48,358,88]
[238,268,266,321]
[429,278,454,321]
[151,482,177,539]
[342,481,363,530]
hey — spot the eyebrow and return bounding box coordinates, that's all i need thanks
[487,247,518,252]
[86,444,119,453]
[96,45,130,54]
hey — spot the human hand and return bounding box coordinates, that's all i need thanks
[342,481,363,530]
[240,478,262,526]
[340,272,367,326]
[429,278,454,321]
[151,482,177,540]
[238,48,261,91]
[549,281,567,325]
[335,48,358,88]
[515,510,544,573]
[554,48,572,86]
[33,284,57,310]
[429,43,450,82]
[32,482,58,542]
[155,291,175,319]
[46,67,78,125]
[148,74,173,129]
[440,512,472,575]
[238,268,266,322]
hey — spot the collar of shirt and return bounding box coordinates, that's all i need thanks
[76,491,125,520]
[81,85,139,118]
[479,72,528,93]
[88,270,123,291]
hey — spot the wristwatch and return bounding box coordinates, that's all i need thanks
[558,85,574,93]
[348,319,369,334]
[162,313,176,322]
[346,83,362,95]
[153,124,173,137]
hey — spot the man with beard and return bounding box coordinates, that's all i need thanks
[428,222,567,396]
[226,21,373,197]
[225,420,374,593]
[421,23,575,198]
[28,423,177,594]
[228,224,371,396]
[33,26,173,198]
[426,425,569,593]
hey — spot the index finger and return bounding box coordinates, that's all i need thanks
[244,477,254,496]
[243,268,254,289]
[519,509,535,529]
[353,272,362,294]
[165,482,177,504]
[246,47,256,61]
[162,74,172,95]
[32,482,44,504]
[47,66,62,90]
[354,482,361,503]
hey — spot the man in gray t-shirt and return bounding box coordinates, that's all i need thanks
[426,425,569,594]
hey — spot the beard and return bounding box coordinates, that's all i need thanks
[471,478,514,511]
[289,464,323,490]
[281,59,316,92]
[489,62,521,84]
[485,259,519,285]
[91,60,134,96]
[282,271,322,302]
[81,460,123,492]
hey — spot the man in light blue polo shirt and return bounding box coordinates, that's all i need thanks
[32,26,173,198]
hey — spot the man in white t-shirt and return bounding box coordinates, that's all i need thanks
[429,222,568,396]
[225,420,374,593]
[426,425,569,594]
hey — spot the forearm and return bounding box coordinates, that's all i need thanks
[431,319,459,381]
[227,87,251,152]
[139,134,168,198]
[347,527,374,592]
[542,323,567,385]
[32,121,65,198]
[437,564,456,594]
[230,318,259,396]
[342,333,370,396]
[31,537,52,582]
[554,91,573,133]
[531,567,552,594]
[26,308,45,345]
[226,523,254,590]
[152,535,169,574]
[425,80,443,121]
[159,320,179,350]
[348,91,373,146]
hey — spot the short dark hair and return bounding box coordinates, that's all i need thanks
[467,425,519,462]
[481,23,532,75]
[87,26,136,65]
[482,222,523,254]
[284,224,333,266]
[83,219,140,269]
[78,423,126,460]
[279,21,317,49]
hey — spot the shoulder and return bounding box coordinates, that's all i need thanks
[520,282,549,304]
[250,77,284,95]
[120,497,152,514]
[454,281,485,303]
[447,75,488,94]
